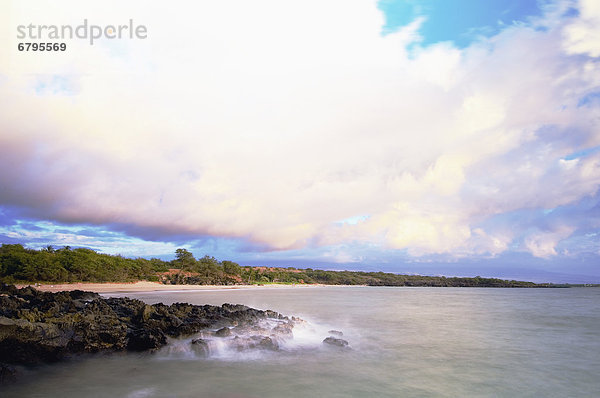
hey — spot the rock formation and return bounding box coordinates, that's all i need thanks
[0,284,296,381]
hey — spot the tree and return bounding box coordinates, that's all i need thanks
[222,261,241,276]
[173,248,196,270]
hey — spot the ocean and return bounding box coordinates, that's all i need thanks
[3,286,600,397]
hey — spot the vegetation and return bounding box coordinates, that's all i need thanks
[0,244,549,287]
[0,244,167,283]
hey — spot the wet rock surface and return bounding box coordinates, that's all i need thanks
[215,327,232,337]
[0,284,297,381]
[323,336,349,348]
[0,363,17,384]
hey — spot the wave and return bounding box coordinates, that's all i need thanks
[155,317,350,361]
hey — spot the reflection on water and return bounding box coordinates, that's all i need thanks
[2,287,600,397]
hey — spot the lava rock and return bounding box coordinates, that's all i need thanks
[215,327,232,337]
[0,363,17,384]
[273,322,293,335]
[0,284,294,383]
[257,336,278,351]
[232,335,279,351]
[190,338,210,356]
[127,329,167,351]
[323,337,349,347]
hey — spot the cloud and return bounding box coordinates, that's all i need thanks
[525,226,575,258]
[0,215,182,257]
[563,0,600,57]
[0,0,599,261]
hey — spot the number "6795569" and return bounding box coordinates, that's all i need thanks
[18,42,67,51]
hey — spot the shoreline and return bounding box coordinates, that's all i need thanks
[12,281,579,294]
[15,281,327,293]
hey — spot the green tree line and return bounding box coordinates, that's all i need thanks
[0,244,169,283]
[0,244,543,287]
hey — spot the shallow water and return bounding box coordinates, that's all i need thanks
[3,286,600,397]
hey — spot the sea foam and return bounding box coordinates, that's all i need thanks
[155,317,348,361]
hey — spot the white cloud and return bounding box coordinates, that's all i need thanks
[0,0,599,260]
[563,0,600,57]
[525,226,576,258]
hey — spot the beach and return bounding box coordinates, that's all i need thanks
[16,281,322,293]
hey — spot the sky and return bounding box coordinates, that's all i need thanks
[0,0,599,282]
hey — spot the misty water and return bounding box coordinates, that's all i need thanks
[3,286,600,397]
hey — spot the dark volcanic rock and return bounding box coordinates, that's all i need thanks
[190,338,211,356]
[0,284,293,382]
[232,335,279,351]
[126,328,167,351]
[257,336,278,351]
[273,322,293,335]
[323,336,349,348]
[215,327,232,337]
[328,330,343,337]
[0,363,17,384]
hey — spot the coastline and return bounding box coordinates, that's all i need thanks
[15,281,326,293]
[0,283,302,383]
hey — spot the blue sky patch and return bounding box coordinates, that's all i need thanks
[564,145,600,160]
[379,0,543,47]
[577,91,600,108]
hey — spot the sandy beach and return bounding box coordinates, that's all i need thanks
[17,281,322,293]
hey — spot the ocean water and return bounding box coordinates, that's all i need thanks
[3,286,600,397]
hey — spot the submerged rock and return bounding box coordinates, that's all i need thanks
[232,335,279,351]
[0,363,17,384]
[190,338,211,356]
[323,337,349,348]
[257,336,278,351]
[328,330,343,337]
[215,327,232,337]
[273,322,293,335]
